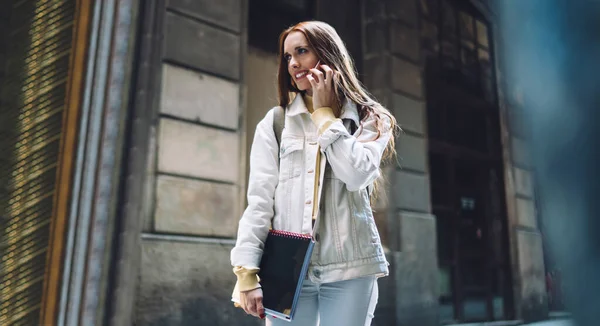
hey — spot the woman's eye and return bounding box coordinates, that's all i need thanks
[298,48,307,54]
[284,54,291,61]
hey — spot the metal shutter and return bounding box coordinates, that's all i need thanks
[0,1,76,325]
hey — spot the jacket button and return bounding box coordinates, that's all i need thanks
[315,233,320,242]
[305,200,312,205]
[314,270,320,278]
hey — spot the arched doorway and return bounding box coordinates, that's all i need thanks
[420,0,514,322]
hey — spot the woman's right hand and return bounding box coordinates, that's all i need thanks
[240,288,265,319]
[307,64,335,110]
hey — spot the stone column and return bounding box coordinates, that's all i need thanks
[484,0,549,321]
[362,1,439,325]
[496,43,549,323]
[134,1,260,325]
[505,115,548,321]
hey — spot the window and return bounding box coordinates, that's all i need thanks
[420,0,495,102]
[249,0,315,53]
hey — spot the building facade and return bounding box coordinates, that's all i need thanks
[0,0,549,325]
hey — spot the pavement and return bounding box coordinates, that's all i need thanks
[524,320,574,326]
[447,319,574,326]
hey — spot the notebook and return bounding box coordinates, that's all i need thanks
[258,229,315,321]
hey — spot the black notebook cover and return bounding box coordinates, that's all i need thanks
[258,230,315,321]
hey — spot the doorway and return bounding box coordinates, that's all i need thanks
[420,0,514,322]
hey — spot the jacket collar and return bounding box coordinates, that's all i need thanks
[286,93,360,127]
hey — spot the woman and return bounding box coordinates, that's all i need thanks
[231,21,398,325]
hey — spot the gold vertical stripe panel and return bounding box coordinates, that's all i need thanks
[41,0,93,324]
[0,0,76,325]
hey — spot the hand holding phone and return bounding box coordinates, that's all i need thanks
[307,61,335,109]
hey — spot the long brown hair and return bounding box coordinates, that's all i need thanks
[277,21,399,202]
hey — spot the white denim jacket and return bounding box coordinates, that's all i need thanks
[231,94,390,284]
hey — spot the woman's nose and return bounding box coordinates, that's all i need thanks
[290,57,299,69]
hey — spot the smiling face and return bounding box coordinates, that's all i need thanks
[283,31,319,93]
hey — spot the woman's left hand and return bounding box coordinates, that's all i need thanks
[307,64,335,110]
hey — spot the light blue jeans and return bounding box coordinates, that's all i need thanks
[266,276,379,326]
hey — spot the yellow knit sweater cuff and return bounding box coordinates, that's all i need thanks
[311,107,339,135]
[233,266,261,292]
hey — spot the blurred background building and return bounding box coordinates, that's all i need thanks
[0,0,564,325]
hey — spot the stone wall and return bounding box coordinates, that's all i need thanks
[137,239,260,326]
[135,1,259,325]
[362,1,439,325]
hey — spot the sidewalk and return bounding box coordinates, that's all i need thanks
[447,318,574,326]
[524,320,574,326]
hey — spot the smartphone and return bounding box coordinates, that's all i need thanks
[311,60,325,82]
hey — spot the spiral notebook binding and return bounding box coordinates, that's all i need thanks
[269,229,312,240]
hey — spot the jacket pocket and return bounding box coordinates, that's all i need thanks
[278,137,304,181]
[318,178,346,264]
[352,189,381,258]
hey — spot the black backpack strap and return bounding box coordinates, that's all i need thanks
[271,106,285,228]
[348,119,372,201]
[350,120,358,135]
[273,106,285,159]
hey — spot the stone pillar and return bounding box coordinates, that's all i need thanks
[362,1,439,325]
[497,68,549,322]
[134,1,260,325]
[487,0,549,320]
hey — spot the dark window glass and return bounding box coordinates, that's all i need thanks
[433,0,495,101]
[460,40,477,88]
[458,11,474,40]
[421,20,440,55]
[436,211,455,262]
[481,74,495,103]
[478,48,491,74]
[460,40,476,64]
[476,19,489,47]
[441,0,456,36]
[455,160,479,188]
[427,99,446,139]
[478,49,495,102]
[248,0,314,53]
[441,39,459,71]
[280,0,310,11]
[419,0,439,20]
[430,153,449,186]
[447,105,488,152]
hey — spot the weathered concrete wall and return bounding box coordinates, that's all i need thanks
[135,1,253,324]
[137,239,260,326]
